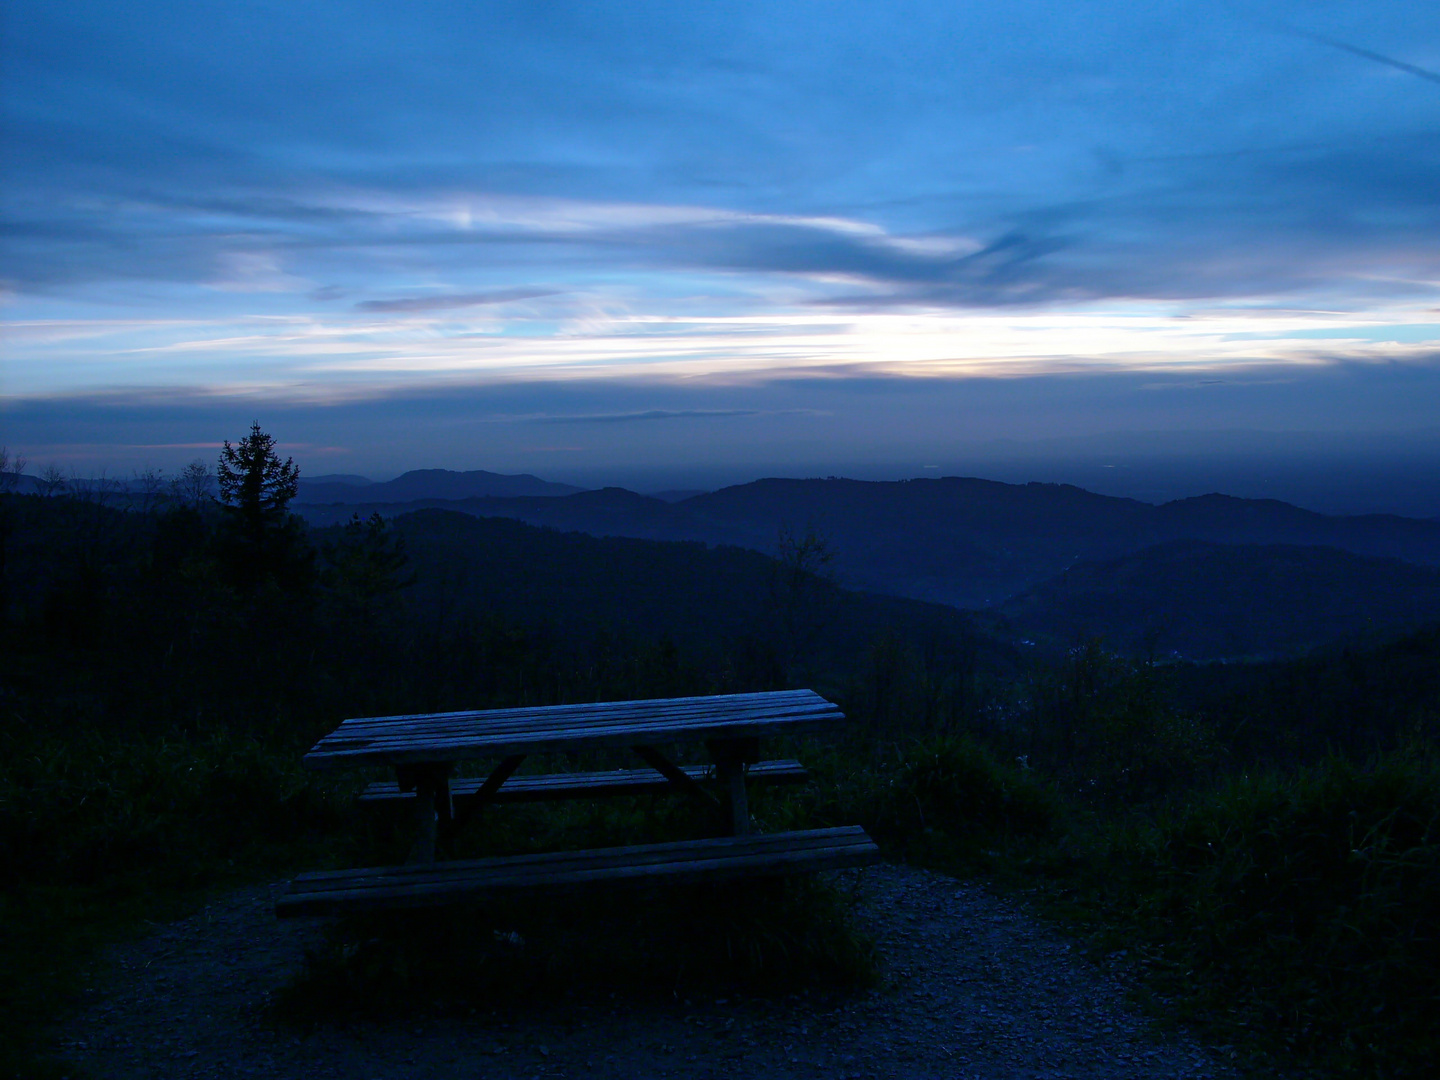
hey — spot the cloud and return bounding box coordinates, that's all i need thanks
[524,408,828,424]
[356,288,557,312]
[1279,25,1440,86]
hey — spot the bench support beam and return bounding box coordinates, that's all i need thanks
[445,754,527,844]
[631,746,723,811]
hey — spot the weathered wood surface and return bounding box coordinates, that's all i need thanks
[303,690,842,770]
[275,826,879,916]
[357,759,810,804]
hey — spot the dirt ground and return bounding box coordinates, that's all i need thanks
[49,863,1244,1079]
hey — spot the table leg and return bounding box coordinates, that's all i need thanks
[396,762,453,864]
[707,737,760,836]
[716,759,751,835]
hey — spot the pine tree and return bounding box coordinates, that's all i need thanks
[217,422,299,542]
[215,423,311,590]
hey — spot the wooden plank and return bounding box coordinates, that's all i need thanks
[304,713,839,770]
[358,760,809,804]
[405,765,450,864]
[331,690,824,730]
[308,702,835,743]
[302,690,844,770]
[275,827,879,916]
[323,696,832,739]
[630,746,722,809]
[284,828,875,894]
[307,705,839,753]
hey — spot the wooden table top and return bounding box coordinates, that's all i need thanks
[302,689,844,770]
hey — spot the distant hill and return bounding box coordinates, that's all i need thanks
[998,540,1440,660]
[302,473,376,487]
[296,487,712,539]
[293,475,1440,610]
[365,508,1013,680]
[296,468,584,504]
[650,489,710,503]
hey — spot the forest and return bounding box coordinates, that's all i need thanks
[2,435,1438,1078]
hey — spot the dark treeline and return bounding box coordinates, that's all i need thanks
[0,491,1012,748]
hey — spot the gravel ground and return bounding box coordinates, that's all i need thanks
[49,864,1244,1079]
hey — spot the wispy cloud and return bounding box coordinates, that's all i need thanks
[355,288,557,312]
[1279,24,1440,86]
[522,408,826,424]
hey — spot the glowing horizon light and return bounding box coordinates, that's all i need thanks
[6,298,1439,404]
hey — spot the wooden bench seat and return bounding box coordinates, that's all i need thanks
[356,759,809,805]
[275,826,879,917]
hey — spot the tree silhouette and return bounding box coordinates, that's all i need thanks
[215,423,311,590]
[218,422,299,541]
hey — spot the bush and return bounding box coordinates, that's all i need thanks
[275,875,877,1022]
[1099,751,1440,1075]
[787,733,1061,867]
[0,717,351,891]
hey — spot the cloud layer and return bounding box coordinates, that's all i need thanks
[3,1,1439,477]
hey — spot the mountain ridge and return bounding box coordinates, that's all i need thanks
[999,539,1440,660]
[291,474,1440,610]
[297,468,584,503]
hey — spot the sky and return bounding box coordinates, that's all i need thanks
[3,1,1440,508]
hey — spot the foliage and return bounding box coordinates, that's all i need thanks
[215,422,312,590]
[276,876,876,1022]
[0,718,354,892]
[776,733,1061,871]
[217,422,300,529]
[1075,752,1440,1077]
[770,524,839,681]
[170,458,215,508]
[1008,641,1220,804]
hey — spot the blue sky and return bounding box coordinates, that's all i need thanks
[3,1,1440,496]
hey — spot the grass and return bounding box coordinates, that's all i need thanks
[903,749,1440,1079]
[8,709,1440,1079]
[0,715,358,1077]
[1089,752,1440,1077]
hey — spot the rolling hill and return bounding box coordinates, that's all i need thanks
[293,475,1440,611]
[297,468,584,504]
[997,540,1440,660]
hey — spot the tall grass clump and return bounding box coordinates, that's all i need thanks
[1097,751,1440,1076]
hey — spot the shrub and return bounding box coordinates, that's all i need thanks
[788,733,1061,867]
[1102,751,1440,1075]
[275,875,877,1022]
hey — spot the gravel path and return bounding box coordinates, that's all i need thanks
[49,864,1241,1079]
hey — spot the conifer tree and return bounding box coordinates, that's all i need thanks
[217,422,299,542]
[214,422,311,590]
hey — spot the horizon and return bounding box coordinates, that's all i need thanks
[15,443,1440,520]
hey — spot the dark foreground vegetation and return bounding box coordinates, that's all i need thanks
[2,451,1438,1078]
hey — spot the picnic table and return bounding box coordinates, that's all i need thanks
[276,689,879,916]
